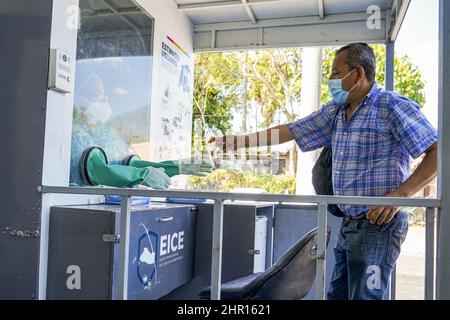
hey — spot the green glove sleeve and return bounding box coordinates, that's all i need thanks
[129,159,180,177]
[87,153,150,188]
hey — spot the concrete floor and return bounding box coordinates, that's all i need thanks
[395,226,426,300]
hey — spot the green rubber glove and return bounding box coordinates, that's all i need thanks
[142,167,171,189]
[127,156,179,177]
[128,156,214,177]
[86,148,150,188]
[174,157,214,177]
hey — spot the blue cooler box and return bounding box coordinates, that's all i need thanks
[46,202,196,300]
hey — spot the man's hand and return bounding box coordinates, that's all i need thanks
[210,135,239,153]
[366,189,406,225]
[209,125,295,153]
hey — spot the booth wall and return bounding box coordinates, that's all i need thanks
[0,0,53,299]
[37,0,194,299]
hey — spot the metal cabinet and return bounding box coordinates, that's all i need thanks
[46,203,196,300]
[161,201,274,300]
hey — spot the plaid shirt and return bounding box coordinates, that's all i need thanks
[287,83,438,216]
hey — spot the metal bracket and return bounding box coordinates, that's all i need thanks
[156,217,174,223]
[248,249,260,255]
[103,234,119,243]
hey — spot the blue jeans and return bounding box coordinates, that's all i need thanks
[327,211,409,300]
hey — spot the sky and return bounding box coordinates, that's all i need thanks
[393,0,439,128]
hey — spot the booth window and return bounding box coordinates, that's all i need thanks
[70,0,154,186]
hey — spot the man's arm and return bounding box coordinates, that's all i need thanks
[213,124,294,152]
[395,142,438,197]
[213,101,339,152]
[367,142,438,225]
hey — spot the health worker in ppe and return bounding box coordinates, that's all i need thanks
[70,66,213,189]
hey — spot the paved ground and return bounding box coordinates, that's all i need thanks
[395,226,426,300]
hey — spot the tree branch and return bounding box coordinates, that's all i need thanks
[289,70,303,94]
[245,63,285,107]
[269,50,289,94]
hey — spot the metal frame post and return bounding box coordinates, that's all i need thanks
[316,203,327,300]
[118,196,131,300]
[437,0,450,300]
[39,185,441,300]
[389,269,396,300]
[211,199,224,300]
[385,39,396,300]
[425,207,436,300]
[385,41,395,91]
[38,186,440,208]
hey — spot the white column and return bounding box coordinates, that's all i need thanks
[296,47,323,194]
[39,0,80,299]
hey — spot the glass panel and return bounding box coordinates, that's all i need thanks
[70,0,154,185]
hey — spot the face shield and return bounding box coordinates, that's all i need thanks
[79,92,112,125]
[74,67,112,125]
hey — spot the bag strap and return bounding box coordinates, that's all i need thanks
[331,103,345,136]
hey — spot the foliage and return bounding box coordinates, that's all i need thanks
[246,49,303,125]
[194,49,304,134]
[192,45,427,192]
[193,53,241,145]
[189,169,296,194]
[195,45,426,145]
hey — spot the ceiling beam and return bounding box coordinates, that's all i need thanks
[318,0,324,19]
[389,0,410,41]
[179,0,243,10]
[194,20,386,52]
[242,0,257,23]
[178,0,292,11]
[194,11,387,32]
[390,0,400,16]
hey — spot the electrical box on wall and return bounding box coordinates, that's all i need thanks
[48,48,73,94]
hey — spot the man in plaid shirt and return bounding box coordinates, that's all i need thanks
[215,43,438,299]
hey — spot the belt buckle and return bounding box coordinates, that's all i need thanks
[348,213,366,220]
[355,212,367,220]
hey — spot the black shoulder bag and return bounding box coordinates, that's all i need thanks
[311,105,345,217]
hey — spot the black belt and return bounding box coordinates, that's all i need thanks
[344,212,367,220]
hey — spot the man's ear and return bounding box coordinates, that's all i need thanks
[356,65,365,83]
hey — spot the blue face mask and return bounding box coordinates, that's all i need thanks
[327,69,358,105]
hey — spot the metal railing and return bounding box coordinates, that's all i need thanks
[39,185,440,300]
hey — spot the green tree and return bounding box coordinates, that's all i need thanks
[193,50,304,173]
[195,45,426,142]
[192,45,427,191]
[193,53,241,149]
[321,45,426,106]
[212,49,304,173]
[244,49,303,125]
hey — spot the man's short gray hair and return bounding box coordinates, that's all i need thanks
[336,43,376,83]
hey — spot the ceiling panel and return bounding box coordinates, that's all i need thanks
[323,0,392,15]
[173,0,394,24]
[183,5,249,24]
[251,0,319,20]
[174,0,233,4]
[168,0,411,50]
